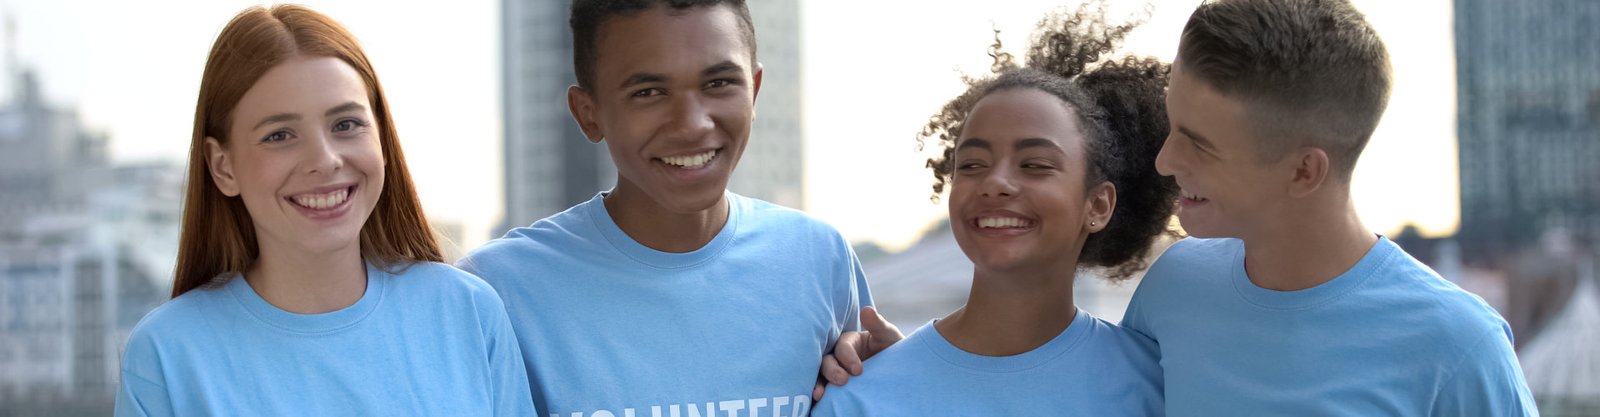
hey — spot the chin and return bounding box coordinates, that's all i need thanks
[298,236,363,257]
[966,251,1033,272]
[655,187,726,214]
[1176,219,1226,239]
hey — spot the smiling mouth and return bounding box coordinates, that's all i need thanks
[287,186,354,210]
[1181,189,1209,203]
[975,216,1032,229]
[658,149,717,169]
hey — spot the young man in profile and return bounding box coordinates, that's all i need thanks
[1117,0,1535,414]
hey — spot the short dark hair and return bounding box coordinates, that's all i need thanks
[569,0,756,90]
[1179,0,1391,181]
[918,3,1179,280]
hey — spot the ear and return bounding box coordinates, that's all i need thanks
[1286,147,1330,198]
[1085,181,1116,234]
[567,85,604,143]
[751,62,764,102]
[204,137,241,197]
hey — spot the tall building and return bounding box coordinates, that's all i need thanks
[499,0,607,234]
[1455,0,1600,257]
[736,0,805,210]
[0,65,170,409]
[498,0,804,234]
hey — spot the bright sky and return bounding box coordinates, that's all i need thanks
[3,0,1457,253]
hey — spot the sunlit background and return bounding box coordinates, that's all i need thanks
[1,0,1595,415]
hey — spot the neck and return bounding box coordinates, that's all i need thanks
[603,179,728,253]
[246,238,367,314]
[937,262,1078,357]
[1242,192,1378,291]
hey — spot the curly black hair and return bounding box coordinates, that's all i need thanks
[917,1,1180,280]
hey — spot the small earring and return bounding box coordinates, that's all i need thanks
[1090,221,1098,227]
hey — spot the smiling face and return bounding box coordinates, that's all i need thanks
[949,88,1112,274]
[1155,60,1289,239]
[567,4,761,214]
[205,55,384,259]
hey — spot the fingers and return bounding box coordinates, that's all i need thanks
[832,330,865,374]
[813,379,827,401]
[860,306,904,357]
[861,306,902,341]
[821,353,852,386]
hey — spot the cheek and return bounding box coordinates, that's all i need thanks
[601,103,658,137]
[1032,179,1086,217]
[352,136,386,175]
[708,101,754,133]
[233,156,290,198]
[946,176,981,204]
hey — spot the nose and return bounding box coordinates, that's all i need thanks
[662,93,714,142]
[978,166,1020,199]
[1154,133,1180,177]
[303,131,343,176]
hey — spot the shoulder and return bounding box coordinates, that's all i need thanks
[127,284,229,341]
[457,205,598,279]
[1134,237,1240,293]
[391,262,496,295]
[737,194,844,234]
[1377,249,1510,344]
[388,261,510,313]
[1086,314,1163,367]
[121,285,230,373]
[843,323,945,386]
[731,193,851,252]
[1153,237,1239,266]
[814,326,941,414]
[466,206,591,257]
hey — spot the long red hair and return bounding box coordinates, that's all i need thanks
[172,4,441,297]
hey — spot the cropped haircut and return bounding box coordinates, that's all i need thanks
[1179,0,1391,180]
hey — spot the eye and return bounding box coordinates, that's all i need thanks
[631,88,665,98]
[261,130,292,143]
[333,118,369,133]
[706,79,737,89]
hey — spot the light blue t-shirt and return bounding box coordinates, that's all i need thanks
[115,262,535,417]
[1121,237,1538,416]
[813,308,1164,417]
[457,192,872,417]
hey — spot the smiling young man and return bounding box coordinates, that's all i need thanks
[456,1,871,416]
[1114,0,1537,415]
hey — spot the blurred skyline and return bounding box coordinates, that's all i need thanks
[4,1,1596,415]
[0,0,1457,254]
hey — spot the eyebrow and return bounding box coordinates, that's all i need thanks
[956,138,991,151]
[619,73,667,90]
[1015,138,1064,152]
[703,60,744,77]
[252,113,301,131]
[617,61,747,90]
[325,102,366,117]
[1177,126,1216,151]
[252,102,368,131]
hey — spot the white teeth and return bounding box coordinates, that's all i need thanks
[1182,189,1206,200]
[291,188,349,210]
[977,217,1029,228]
[660,150,716,168]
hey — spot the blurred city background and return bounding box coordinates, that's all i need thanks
[0,0,1595,415]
